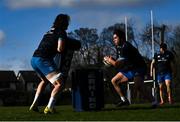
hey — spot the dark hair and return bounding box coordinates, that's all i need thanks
[53,14,70,29]
[160,43,167,50]
[113,29,126,40]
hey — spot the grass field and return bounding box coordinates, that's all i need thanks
[0,103,180,121]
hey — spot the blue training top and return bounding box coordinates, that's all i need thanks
[33,27,67,58]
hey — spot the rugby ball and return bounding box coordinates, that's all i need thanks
[103,57,111,67]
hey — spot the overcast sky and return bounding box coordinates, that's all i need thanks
[0,0,180,72]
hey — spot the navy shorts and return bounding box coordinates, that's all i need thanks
[157,72,172,84]
[119,70,135,80]
[119,68,145,80]
[31,57,57,78]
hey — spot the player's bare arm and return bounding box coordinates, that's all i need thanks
[57,39,65,53]
[150,59,155,77]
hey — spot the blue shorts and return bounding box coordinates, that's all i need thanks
[119,68,145,80]
[119,70,135,80]
[157,72,172,84]
[31,57,57,78]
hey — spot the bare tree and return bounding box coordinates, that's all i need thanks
[68,28,99,65]
[140,23,172,58]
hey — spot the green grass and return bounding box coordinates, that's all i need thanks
[0,103,180,121]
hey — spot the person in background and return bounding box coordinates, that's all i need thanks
[150,43,176,105]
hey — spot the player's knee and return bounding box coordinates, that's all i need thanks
[111,79,118,86]
[166,85,171,93]
[111,78,115,85]
[55,83,61,89]
[159,85,163,91]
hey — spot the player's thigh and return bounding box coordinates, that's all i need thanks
[164,73,172,86]
[165,80,171,87]
[112,72,128,84]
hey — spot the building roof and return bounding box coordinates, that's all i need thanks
[0,70,17,83]
[17,70,41,83]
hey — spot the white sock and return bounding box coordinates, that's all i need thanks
[47,97,56,109]
[120,96,126,102]
[32,94,39,106]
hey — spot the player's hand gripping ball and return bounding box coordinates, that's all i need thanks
[103,57,111,67]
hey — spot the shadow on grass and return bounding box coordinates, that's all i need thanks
[102,103,180,112]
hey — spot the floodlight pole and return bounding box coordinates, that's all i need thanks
[125,16,128,41]
[125,16,132,103]
[151,10,156,98]
[151,10,154,58]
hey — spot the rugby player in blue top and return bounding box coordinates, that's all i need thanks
[29,14,70,114]
[104,29,156,107]
[150,43,176,105]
